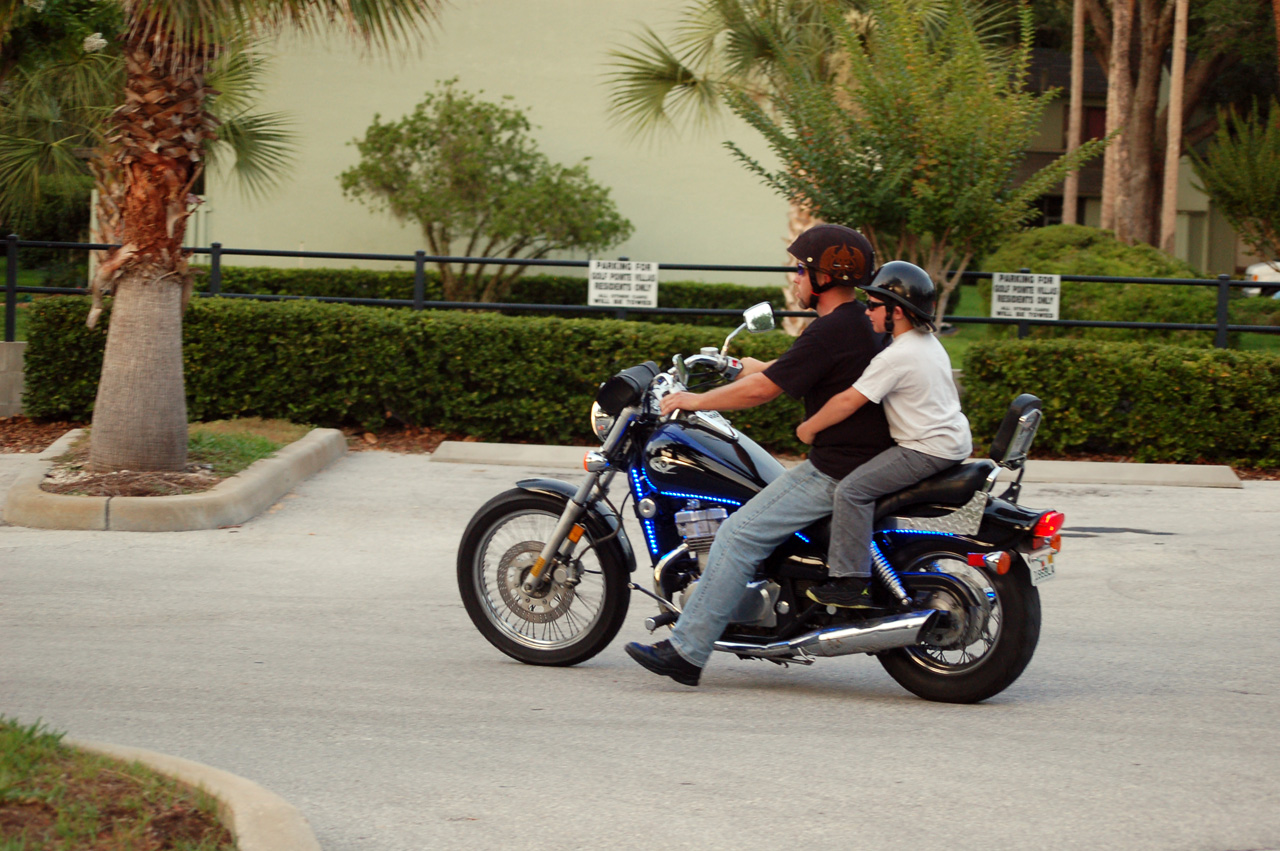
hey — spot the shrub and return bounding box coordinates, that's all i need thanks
[24,296,804,449]
[191,266,789,327]
[27,296,1279,466]
[963,339,1280,467]
[977,224,1227,347]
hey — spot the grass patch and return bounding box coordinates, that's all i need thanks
[44,418,312,496]
[187,419,309,476]
[0,716,235,850]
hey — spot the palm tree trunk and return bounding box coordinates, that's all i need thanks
[781,200,819,336]
[1160,0,1189,254]
[90,265,188,471]
[88,32,214,472]
[1101,0,1134,238]
[1063,0,1085,225]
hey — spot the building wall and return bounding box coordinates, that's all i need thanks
[200,1,791,286]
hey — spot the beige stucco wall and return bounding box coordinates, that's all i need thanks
[200,1,791,286]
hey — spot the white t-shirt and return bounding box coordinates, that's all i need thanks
[853,328,972,460]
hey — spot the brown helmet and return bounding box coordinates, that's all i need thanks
[787,224,875,288]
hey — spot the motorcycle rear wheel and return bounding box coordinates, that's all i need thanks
[877,541,1041,704]
[457,490,630,666]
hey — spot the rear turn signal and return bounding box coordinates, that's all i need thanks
[1033,511,1065,537]
[967,551,1012,574]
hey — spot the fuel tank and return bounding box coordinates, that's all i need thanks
[642,418,786,505]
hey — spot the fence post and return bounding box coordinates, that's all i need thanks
[5,234,17,343]
[414,250,426,310]
[1215,274,1230,349]
[209,242,222,295]
[1015,268,1031,340]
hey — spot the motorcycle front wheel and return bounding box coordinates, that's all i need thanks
[877,541,1041,704]
[457,489,630,666]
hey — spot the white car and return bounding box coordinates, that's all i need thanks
[1243,261,1280,297]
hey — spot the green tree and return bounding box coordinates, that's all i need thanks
[65,0,442,473]
[1029,0,1277,247]
[725,0,1108,324]
[1190,102,1280,269]
[605,0,1013,331]
[339,82,633,303]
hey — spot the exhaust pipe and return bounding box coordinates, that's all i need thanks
[714,609,939,660]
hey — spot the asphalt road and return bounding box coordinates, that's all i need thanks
[2,451,1278,851]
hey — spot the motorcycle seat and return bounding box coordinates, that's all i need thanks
[792,460,996,553]
[874,459,996,521]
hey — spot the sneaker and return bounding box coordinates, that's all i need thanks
[806,576,877,608]
[625,640,702,686]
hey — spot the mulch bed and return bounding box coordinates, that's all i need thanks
[2,415,1276,480]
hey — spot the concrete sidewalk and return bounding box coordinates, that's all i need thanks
[2,449,1278,851]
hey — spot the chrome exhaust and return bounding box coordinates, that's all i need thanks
[713,609,939,660]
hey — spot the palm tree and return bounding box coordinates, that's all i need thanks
[0,32,294,247]
[83,0,442,472]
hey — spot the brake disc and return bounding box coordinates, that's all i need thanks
[495,541,576,624]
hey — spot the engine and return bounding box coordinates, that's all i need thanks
[674,501,728,569]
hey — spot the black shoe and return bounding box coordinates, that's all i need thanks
[625,640,702,687]
[806,576,877,608]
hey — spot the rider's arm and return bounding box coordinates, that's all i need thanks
[659,372,783,415]
[796,386,869,444]
[736,357,776,379]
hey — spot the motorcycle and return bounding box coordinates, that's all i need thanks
[457,303,1063,703]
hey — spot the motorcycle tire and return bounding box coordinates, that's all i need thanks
[877,540,1041,704]
[457,489,630,667]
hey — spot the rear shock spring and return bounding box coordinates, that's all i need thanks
[871,540,913,608]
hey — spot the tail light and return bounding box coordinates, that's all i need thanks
[1033,511,1065,537]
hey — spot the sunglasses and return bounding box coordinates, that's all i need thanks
[795,263,808,277]
[866,300,887,312]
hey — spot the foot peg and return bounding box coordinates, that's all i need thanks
[643,611,679,631]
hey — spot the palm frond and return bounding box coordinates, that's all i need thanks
[203,109,296,199]
[605,26,723,135]
[0,131,88,224]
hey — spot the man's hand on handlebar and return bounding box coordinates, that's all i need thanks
[660,391,701,416]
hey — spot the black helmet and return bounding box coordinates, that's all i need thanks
[787,224,875,289]
[862,261,937,331]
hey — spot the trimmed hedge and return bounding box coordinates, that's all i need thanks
[24,296,805,450]
[976,225,1232,347]
[27,297,1278,465]
[963,339,1280,467]
[192,266,789,327]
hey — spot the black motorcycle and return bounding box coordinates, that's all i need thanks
[457,304,1063,703]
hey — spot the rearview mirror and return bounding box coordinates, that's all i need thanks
[743,302,775,333]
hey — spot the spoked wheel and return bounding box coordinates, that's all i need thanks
[457,489,630,666]
[878,541,1041,703]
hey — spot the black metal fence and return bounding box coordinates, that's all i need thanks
[5,234,1279,347]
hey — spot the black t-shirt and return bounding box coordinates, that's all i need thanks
[763,300,894,479]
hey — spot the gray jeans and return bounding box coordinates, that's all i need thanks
[828,445,959,578]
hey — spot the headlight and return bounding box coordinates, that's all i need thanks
[590,401,615,443]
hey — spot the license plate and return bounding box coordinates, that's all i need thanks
[1028,551,1055,586]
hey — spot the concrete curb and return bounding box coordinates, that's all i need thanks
[2,428,347,531]
[66,738,321,851]
[429,440,1242,488]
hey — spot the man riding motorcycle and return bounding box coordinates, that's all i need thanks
[625,224,894,686]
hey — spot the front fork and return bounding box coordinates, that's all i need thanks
[521,407,637,594]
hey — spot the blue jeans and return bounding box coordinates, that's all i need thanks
[669,461,838,668]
